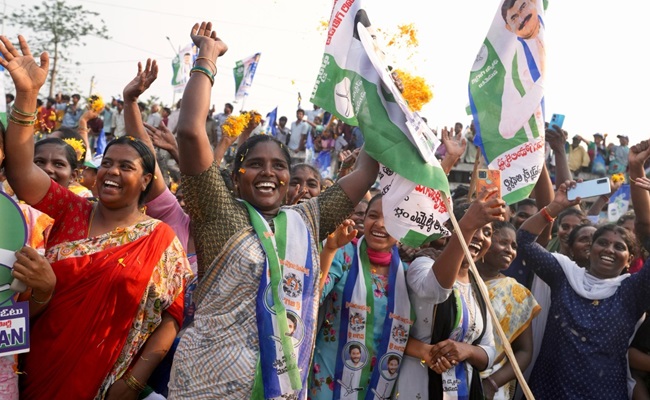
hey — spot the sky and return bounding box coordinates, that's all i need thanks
[2,0,649,147]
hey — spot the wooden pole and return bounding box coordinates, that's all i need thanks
[467,150,481,201]
[440,191,535,400]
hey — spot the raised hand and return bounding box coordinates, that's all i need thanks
[190,22,228,59]
[460,188,506,231]
[324,219,358,251]
[0,35,49,93]
[123,59,158,101]
[629,139,650,168]
[550,180,581,210]
[545,125,566,153]
[144,122,177,153]
[633,176,650,191]
[441,125,467,160]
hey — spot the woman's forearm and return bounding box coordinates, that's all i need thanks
[128,312,179,385]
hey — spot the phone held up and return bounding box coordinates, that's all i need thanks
[550,113,565,129]
[567,178,611,201]
[476,169,501,199]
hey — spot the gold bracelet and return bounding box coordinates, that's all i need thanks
[123,372,146,393]
[9,113,37,126]
[190,67,214,86]
[31,290,53,305]
[11,104,38,118]
[194,56,217,75]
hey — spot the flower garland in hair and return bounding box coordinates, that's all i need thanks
[62,138,86,162]
[87,94,105,113]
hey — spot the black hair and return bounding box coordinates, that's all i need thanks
[71,94,80,100]
[286,313,297,326]
[492,220,516,234]
[103,136,156,205]
[387,355,400,364]
[556,207,586,225]
[567,223,595,248]
[349,344,361,354]
[365,193,383,216]
[35,137,79,171]
[501,0,518,22]
[592,223,638,260]
[616,212,635,227]
[353,9,372,41]
[291,163,322,182]
[232,135,291,177]
[279,116,288,123]
[515,198,537,210]
[225,103,234,112]
[5,93,14,102]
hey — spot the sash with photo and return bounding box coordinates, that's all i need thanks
[333,238,412,399]
[245,202,315,400]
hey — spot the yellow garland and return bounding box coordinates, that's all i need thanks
[62,138,86,162]
[394,69,433,112]
[87,95,105,113]
[222,113,252,138]
[611,173,626,184]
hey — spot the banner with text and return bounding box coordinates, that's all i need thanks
[234,53,261,103]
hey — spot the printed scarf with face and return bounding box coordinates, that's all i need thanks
[440,287,472,400]
[244,202,315,400]
[333,237,412,400]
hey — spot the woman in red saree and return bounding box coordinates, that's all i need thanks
[0,35,190,400]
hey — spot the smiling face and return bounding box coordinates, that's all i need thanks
[588,229,633,279]
[465,223,494,267]
[34,143,76,187]
[387,359,399,374]
[288,166,321,203]
[233,141,290,216]
[350,201,368,238]
[483,227,517,271]
[570,225,597,268]
[97,144,152,208]
[558,214,583,252]
[363,198,397,253]
[511,204,538,229]
[504,0,540,40]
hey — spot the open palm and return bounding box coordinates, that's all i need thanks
[123,59,158,101]
[0,35,49,92]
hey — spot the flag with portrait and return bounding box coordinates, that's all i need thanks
[311,0,451,246]
[233,52,261,103]
[468,0,549,204]
[171,43,197,93]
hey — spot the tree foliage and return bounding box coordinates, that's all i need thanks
[10,0,110,97]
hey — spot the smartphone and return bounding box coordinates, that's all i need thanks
[550,113,565,129]
[476,169,501,198]
[567,178,610,200]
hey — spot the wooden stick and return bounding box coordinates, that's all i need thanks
[440,191,535,400]
[467,150,481,201]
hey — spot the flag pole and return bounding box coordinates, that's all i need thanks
[440,191,535,400]
[467,150,481,201]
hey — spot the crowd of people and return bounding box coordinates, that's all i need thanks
[0,21,649,400]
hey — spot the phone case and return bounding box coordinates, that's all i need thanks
[567,178,610,200]
[550,113,565,129]
[475,169,501,198]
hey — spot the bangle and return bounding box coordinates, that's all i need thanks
[540,206,555,223]
[11,104,38,118]
[194,56,217,75]
[485,376,499,392]
[31,290,53,305]
[123,372,146,393]
[190,66,214,86]
[9,113,37,126]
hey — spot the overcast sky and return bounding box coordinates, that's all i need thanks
[3,0,648,146]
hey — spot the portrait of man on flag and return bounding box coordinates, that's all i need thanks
[469,0,548,204]
[233,52,261,103]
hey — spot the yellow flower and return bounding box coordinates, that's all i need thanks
[386,24,419,48]
[222,113,252,138]
[611,173,626,184]
[62,138,86,162]
[318,19,329,32]
[87,94,105,113]
[394,69,433,112]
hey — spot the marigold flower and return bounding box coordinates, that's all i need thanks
[62,138,86,162]
[393,69,433,112]
[87,95,105,113]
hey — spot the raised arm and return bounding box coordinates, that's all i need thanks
[520,180,581,237]
[546,125,572,183]
[176,22,228,176]
[336,148,379,206]
[629,140,650,247]
[0,35,52,204]
[121,59,169,202]
[439,126,467,174]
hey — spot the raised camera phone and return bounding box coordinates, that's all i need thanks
[476,169,501,199]
[567,178,611,201]
[550,113,565,129]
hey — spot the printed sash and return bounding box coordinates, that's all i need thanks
[244,202,314,400]
[333,238,412,400]
[441,288,471,400]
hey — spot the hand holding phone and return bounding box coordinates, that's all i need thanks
[567,178,611,200]
[476,169,501,199]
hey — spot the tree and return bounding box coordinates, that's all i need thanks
[10,0,110,97]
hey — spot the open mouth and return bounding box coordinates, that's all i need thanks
[255,181,276,194]
[103,179,122,190]
[370,230,388,239]
[468,242,482,257]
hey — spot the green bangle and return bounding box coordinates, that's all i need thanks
[11,104,38,118]
[190,66,214,86]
